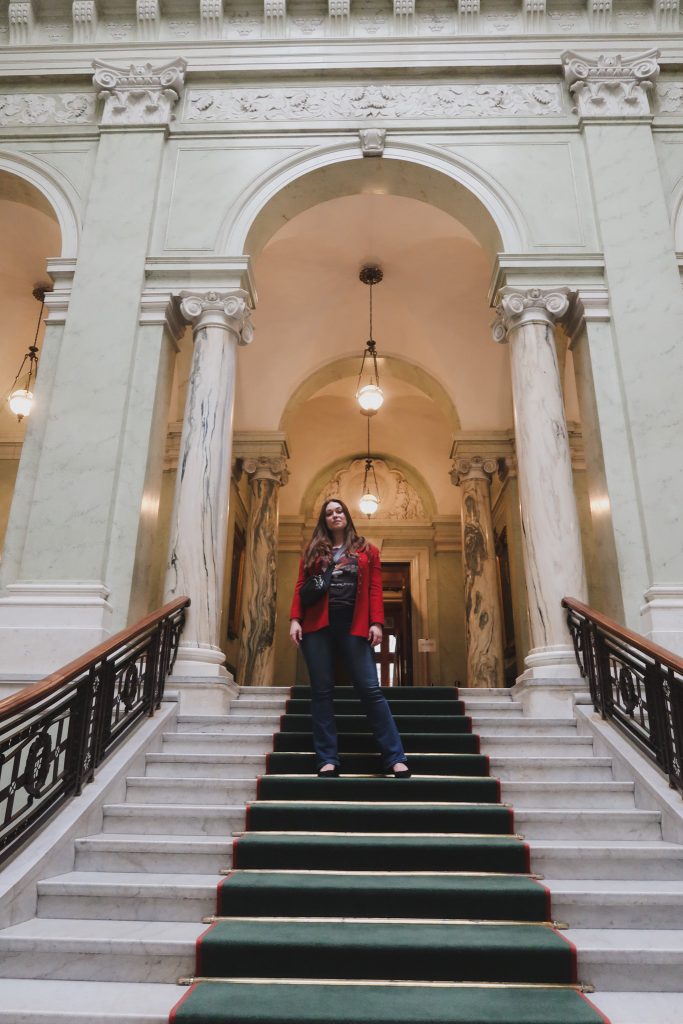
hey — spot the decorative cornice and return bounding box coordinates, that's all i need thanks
[491,286,573,343]
[200,0,224,39]
[450,455,498,488]
[562,49,660,119]
[92,58,186,126]
[72,1,98,44]
[139,290,186,347]
[178,289,254,344]
[8,2,35,46]
[233,431,290,461]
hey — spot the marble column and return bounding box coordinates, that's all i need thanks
[237,456,289,687]
[451,457,505,689]
[492,287,588,683]
[164,290,254,678]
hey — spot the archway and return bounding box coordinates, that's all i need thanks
[0,169,63,559]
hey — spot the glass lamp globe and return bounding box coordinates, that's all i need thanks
[357,383,384,413]
[8,388,34,420]
[359,492,379,516]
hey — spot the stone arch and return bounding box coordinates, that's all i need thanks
[671,173,683,249]
[221,139,527,262]
[0,151,80,256]
[280,353,461,435]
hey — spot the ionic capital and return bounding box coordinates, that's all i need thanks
[491,286,572,344]
[562,49,660,118]
[178,290,254,345]
[92,58,186,126]
[450,456,497,488]
[243,456,289,488]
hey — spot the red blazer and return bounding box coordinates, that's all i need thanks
[290,544,385,638]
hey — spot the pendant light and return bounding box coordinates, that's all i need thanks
[7,285,49,422]
[359,414,381,517]
[356,265,384,415]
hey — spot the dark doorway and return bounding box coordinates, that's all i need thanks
[374,562,413,687]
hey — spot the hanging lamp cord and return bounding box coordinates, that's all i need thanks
[9,296,44,394]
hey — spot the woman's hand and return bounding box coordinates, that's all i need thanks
[290,619,303,647]
[368,624,383,646]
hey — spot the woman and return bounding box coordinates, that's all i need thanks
[290,498,410,778]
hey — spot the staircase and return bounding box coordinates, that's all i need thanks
[0,685,682,1021]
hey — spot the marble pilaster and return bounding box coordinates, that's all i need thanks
[563,49,683,655]
[450,456,505,689]
[237,454,289,687]
[164,290,254,679]
[492,287,588,695]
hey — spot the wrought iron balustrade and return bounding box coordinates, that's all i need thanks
[563,596,683,797]
[0,596,189,865]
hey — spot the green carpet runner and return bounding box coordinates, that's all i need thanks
[170,685,610,1024]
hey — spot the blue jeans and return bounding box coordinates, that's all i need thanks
[300,608,407,769]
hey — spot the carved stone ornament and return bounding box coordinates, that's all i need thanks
[8,2,34,45]
[313,459,426,521]
[562,49,660,118]
[242,456,289,488]
[450,456,498,488]
[360,128,386,156]
[491,287,572,344]
[178,290,254,345]
[186,82,564,123]
[92,58,187,126]
[72,1,98,43]
[0,93,96,126]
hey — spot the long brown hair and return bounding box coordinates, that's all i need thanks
[303,498,367,573]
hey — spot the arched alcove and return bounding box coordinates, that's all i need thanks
[223,143,526,261]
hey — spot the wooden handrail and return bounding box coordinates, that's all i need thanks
[562,596,683,674]
[0,596,190,721]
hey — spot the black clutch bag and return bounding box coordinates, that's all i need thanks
[299,565,333,609]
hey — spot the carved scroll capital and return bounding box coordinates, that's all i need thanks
[450,456,497,488]
[491,286,573,344]
[92,58,186,126]
[242,455,289,488]
[562,49,660,118]
[178,289,254,345]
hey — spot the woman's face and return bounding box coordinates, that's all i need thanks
[325,502,347,532]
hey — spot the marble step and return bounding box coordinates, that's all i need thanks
[74,834,233,874]
[176,715,279,734]
[0,979,178,1023]
[2,984,682,1024]
[238,686,290,695]
[514,808,660,841]
[0,918,201,982]
[591,990,683,1024]
[189,713,281,732]
[37,873,218,922]
[231,698,289,709]
[480,735,594,756]
[145,752,266,779]
[125,777,257,805]
[490,756,614,781]
[472,717,578,735]
[547,879,683,929]
[571,928,683,991]
[460,700,523,712]
[530,840,683,880]
[500,780,634,809]
[102,803,245,835]
[162,731,274,754]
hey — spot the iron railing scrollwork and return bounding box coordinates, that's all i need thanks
[564,597,683,797]
[0,596,189,865]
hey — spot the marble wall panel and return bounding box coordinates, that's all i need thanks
[583,123,683,587]
[0,460,19,555]
[16,131,167,591]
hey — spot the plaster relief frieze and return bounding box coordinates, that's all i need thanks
[0,93,96,126]
[185,82,564,123]
[654,82,683,114]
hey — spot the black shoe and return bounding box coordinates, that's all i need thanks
[317,764,340,778]
[392,764,411,778]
